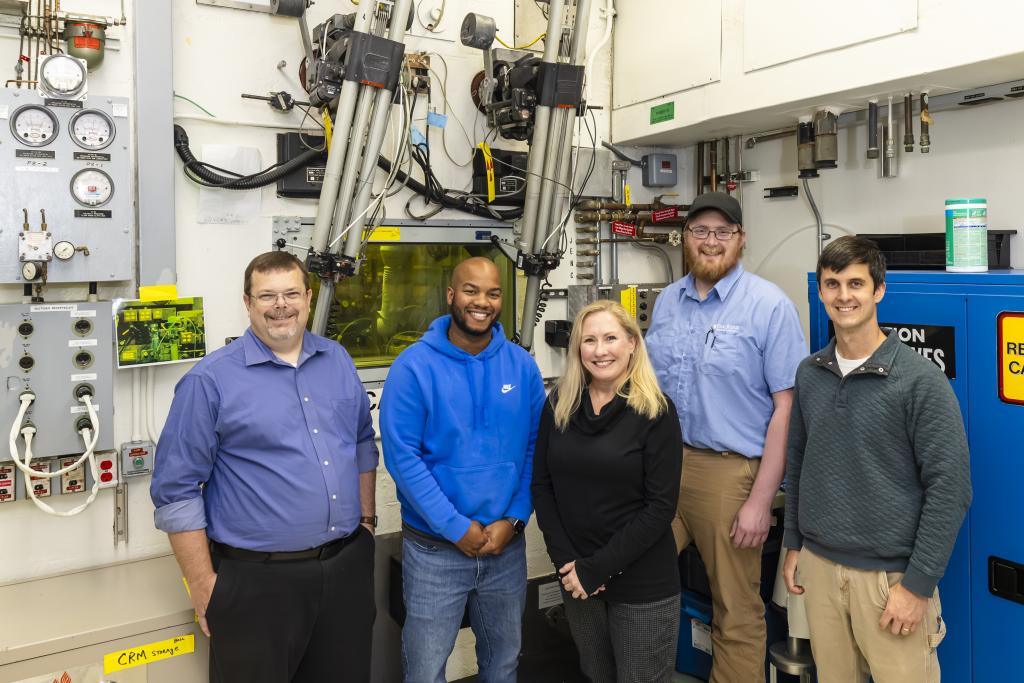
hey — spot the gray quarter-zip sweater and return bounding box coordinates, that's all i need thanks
[783,330,972,597]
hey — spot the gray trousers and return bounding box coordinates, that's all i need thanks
[562,592,680,683]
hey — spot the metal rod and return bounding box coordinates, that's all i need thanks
[903,92,914,152]
[516,0,565,254]
[342,0,414,261]
[709,139,718,192]
[309,2,376,253]
[866,99,879,159]
[695,142,704,196]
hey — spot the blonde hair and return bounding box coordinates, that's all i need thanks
[552,300,668,430]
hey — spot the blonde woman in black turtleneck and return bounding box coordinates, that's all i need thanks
[532,300,683,683]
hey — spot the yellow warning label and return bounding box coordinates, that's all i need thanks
[619,286,637,318]
[367,226,401,242]
[478,141,495,202]
[138,285,178,302]
[999,312,1024,405]
[623,183,632,207]
[104,634,195,674]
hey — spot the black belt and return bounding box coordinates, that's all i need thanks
[683,443,750,458]
[211,530,360,563]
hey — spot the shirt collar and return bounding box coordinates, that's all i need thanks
[242,327,327,367]
[813,329,900,378]
[680,263,745,302]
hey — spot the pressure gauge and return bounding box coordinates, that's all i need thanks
[38,54,87,99]
[69,110,114,150]
[10,105,58,147]
[21,261,40,281]
[54,240,76,260]
[70,169,114,207]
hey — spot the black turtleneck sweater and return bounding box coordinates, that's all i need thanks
[531,390,682,603]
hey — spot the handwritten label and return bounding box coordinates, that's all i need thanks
[71,373,97,381]
[68,338,98,347]
[367,226,401,242]
[104,634,195,674]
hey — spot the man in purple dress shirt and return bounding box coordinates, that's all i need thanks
[151,251,379,683]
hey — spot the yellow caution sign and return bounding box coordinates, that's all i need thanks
[619,286,637,318]
[477,141,496,202]
[367,226,401,242]
[999,312,1024,405]
[623,183,632,207]
[104,634,195,674]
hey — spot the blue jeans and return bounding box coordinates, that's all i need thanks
[401,532,526,683]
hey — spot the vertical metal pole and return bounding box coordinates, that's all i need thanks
[309,3,375,253]
[342,0,413,261]
[516,0,566,254]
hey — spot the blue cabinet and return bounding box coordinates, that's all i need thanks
[808,270,1024,682]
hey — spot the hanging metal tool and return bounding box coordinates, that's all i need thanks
[903,92,915,152]
[866,99,879,159]
[919,92,931,153]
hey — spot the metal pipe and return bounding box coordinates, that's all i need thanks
[744,128,797,148]
[309,3,375,252]
[342,0,414,261]
[723,137,731,190]
[802,176,825,255]
[885,95,895,159]
[695,142,704,196]
[709,139,718,192]
[903,92,914,152]
[515,0,566,254]
[866,99,879,159]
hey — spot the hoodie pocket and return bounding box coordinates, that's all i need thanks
[431,461,517,520]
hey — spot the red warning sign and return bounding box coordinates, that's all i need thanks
[651,207,678,223]
[611,221,637,237]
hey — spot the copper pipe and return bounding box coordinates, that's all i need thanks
[709,139,718,192]
[696,142,704,196]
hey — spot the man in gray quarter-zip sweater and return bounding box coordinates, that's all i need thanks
[782,236,971,683]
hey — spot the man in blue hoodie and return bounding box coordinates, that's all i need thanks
[382,256,545,683]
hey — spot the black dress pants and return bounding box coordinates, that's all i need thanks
[206,526,376,683]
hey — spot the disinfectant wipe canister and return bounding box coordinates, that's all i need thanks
[945,198,988,272]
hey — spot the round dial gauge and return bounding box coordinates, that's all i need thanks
[39,55,86,97]
[11,105,58,146]
[70,169,114,207]
[70,110,114,150]
[54,240,76,260]
[21,261,40,281]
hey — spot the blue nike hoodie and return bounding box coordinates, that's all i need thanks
[381,315,546,543]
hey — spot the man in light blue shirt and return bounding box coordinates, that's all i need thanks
[646,192,805,683]
[151,251,378,683]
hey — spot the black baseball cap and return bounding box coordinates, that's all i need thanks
[687,192,742,226]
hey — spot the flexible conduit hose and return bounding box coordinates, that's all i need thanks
[173,124,321,190]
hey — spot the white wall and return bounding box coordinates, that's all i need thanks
[739,97,1024,341]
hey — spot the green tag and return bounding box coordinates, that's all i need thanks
[650,102,675,124]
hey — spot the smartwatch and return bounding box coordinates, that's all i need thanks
[505,517,526,534]
[360,515,378,527]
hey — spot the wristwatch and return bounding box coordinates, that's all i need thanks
[360,515,378,527]
[505,517,526,534]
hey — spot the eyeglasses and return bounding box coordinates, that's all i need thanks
[686,226,742,241]
[252,291,305,305]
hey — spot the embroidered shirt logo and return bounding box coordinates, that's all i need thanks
[501,384,516,394]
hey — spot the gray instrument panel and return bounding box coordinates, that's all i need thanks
[0,89,131,284]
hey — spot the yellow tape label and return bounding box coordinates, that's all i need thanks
[367,226,401,242]
[623,184,632,207]
[138,285,178,302]
[104,634,195,674]
[619,286,637,318]
[999,312,1024,405]
[478,141,495,202]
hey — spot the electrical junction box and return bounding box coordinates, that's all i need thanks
[121,439,155,477]
[0,89,132,284]
[568,283,666,333]
[642,153,677,187]
[275,132,326,198]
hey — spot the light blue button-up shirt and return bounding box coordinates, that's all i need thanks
[151,328,378,551]
[646,264,806,457]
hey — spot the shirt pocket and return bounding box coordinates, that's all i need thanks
[330,397,359,444]
[700,329,745,377]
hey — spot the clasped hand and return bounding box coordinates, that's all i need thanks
[455,519,515,557]
[558,560,606,600]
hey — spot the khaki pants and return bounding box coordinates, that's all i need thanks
[673,447,765,683]
[799,546,947,683]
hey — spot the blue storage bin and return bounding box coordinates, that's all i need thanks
[676,589,713,680]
